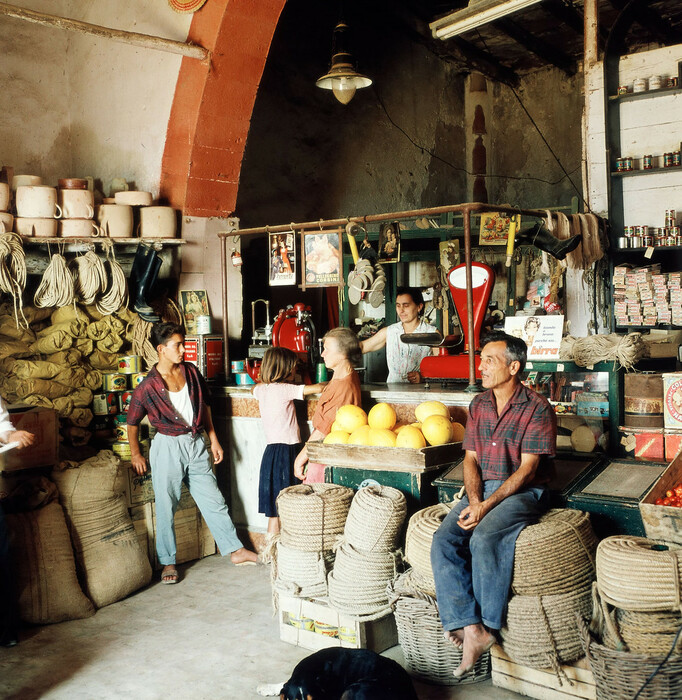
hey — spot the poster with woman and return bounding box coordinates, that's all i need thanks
[378,221,400,263]
[179,289,210,334]
[302,230,342,288]
[269,232,296,286]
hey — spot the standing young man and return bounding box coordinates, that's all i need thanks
[127,322,257,584]
[431,331,556,677]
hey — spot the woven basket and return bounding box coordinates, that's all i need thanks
[404,502,452,597]
[596,536,682,613]
[277,483,353,552]
[602,608,682,656]
[578,614,682,700]
[344,485,407,553]
[502,583,593,669]
[513,509,597,596]
[272,540,334,598]
[388,572,491,685]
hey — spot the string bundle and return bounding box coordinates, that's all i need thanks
[34,253,74,308]
[560,332,645,370]
[0,232,27,326]
[71,251,107,305]
[343,485,406,553]
[96,243,128,315]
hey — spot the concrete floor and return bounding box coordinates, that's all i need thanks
[0,555,521,700]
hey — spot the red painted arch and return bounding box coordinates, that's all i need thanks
[159,0,286,217]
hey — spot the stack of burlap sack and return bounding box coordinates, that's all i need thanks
[3,450,152,625]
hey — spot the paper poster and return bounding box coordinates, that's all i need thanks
[504,315,564,360]
[479,212,513,245]
[302,230,342,287]
[269,232,296,286]
[378,221,400,263]
[179,290,209,335]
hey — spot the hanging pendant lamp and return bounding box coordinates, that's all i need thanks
[316,20,372,105]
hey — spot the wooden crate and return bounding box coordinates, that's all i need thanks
[277,593,397,653]
[639,451,682,545]
[0,405,59,472]
[491,645,596,700]
[307,440,462,473]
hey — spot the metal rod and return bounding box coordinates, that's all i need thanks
[463,209,478,391]
[0,2,209,60]
[220,235,230,380]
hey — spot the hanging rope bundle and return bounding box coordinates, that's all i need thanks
[388,571,491,685]
[34,252,75,308]
[96,243,128,315]
[512,509,597,596]
[596,536,682,613]
[343,485,407,553]
[277,483,353,552]
[404,502,452,596]
[560,332,646,370]
[71,251,107,305]
[0,232,28,327]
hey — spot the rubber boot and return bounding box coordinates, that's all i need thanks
[515,222,582,260]
[128,244,154,306]
[133,249,161,322]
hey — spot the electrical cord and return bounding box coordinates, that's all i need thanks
[0,232,28,327]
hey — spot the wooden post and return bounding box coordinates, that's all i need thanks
[0,2,209,61]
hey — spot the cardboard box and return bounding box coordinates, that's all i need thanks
[125,466,155,508]
[639,451,682,545]
[641,330,682,358]
[0,405,59,472]
[277,592,397,653]
[491,645,595,700]
[620,427,665,462]
[665,429,682,462]
[662,373,682,429]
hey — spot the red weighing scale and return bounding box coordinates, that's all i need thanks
[414,261,495,382]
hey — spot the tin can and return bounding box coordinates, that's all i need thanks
[196,315,212,335]
[667,236,677,247]
[642,235,654,247]
[93,392,120,416]
[93,417,114,440]
[664,153,673,168]
[630,236,643,248]
[617,237,629,249]
[231,360,245,373]
[670,226,681,237]
[119,391,134,414]
[316,362,329,382]
[633,77,648,93]
[676,236,682,247]
[642,154,653,169]
[131,372,147,388]
[102,372,127,392]
[674,152,681,167]
[623,157,634,171]
[616,158,624,172]
[649,75,662,90]
[665,210,677,226]
[617,85,629,95]
[111,441,132,460]
[624,226,635,236]
[115,423,129,442]
[655,237,667,247]
[118,355,141,374]
[668,77,679,88]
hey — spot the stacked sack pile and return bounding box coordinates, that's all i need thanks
[271,483,353,599]
[501,509,598,678]
[388,498,491,685]
[328,484,406,620]
[580,535,682,699]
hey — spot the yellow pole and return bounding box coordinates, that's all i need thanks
[505,214,521,267]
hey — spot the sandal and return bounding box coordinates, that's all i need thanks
[161,568,179,584]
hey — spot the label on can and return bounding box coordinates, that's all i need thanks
[674,152,681,167]
[120,391,134,413]
[118,355,141,374]
[131,372,147,388]
[664,153,673,167]
[93,392,120,416]
[623,157,634,171]
[196,315,212,335]
[103,372,128,392]
[643,155,653,169]
[115,424,129,442]
[111,441,132,460]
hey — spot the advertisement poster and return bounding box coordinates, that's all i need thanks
[180,289,209,335]
[302,230,342,288]
[479,212,513,245]
[269,232,296,286]
[504,315,564,360]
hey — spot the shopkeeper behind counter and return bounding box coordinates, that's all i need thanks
[360,287,440,383]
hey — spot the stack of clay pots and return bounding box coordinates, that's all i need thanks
[13,175,59,238]
[0,180,12,234]
[107,186,177,239]
[58,178,99,238]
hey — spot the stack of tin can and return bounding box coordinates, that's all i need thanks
[619,211,680,249]
[92,354,150,460]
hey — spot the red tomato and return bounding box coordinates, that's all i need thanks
[666,490,674,498]
[656,497,664,505]
[675,485,682,497]
[663,497,673,506]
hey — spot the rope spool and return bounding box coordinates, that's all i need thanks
[404,502,452,596]
[388,571,491,685]
[277,483,353,552]
[603,608,682,656]
[271,539,334,599]
[596,536,682,612]
[502,583,593,671]
[0,232,27,327]
[344,485,406,553]
[327,540,402,619]
[512,509,597,596]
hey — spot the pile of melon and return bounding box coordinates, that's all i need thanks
[323,401,465,449]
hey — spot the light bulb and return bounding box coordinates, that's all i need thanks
[332,77,357,105]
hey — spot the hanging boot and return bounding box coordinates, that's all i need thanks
[128,244,154,306]
[133,249,161,322]
[515,222,582,260]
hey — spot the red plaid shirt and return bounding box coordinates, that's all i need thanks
[127,362,210,436]
[462,382,556,482]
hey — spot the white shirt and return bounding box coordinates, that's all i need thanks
[0,396,15,443]
[168,384,194,427]
[385,319,439,383]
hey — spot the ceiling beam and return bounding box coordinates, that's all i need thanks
[451,37,521,86]
[606,0,680,45]
[542,0,609,45]
[492,17,577,75]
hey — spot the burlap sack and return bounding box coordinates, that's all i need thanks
[4,377,72,400]
[50,306,84,325]
[70,387,93,408]
[0,338,32,359]
[86,320,110,341]
[54,366,87,387]
[29,331,73,355]
[73,337,94,356]
[37,320,87,339]
[88,350,120,371]
[44,349,83,366]
[52,450,152,608]
[51,396,75,417]
[6,502,95,624]
[68,407,93,428]
[84,370,102,390]
[96,335,123,354]
[13,359,63,380]
[0,321,35,343]
[0,304,51,326]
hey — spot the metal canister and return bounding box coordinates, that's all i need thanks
[671,226,681,238]
[642,235,654,247]
[118,355,141,374]
[93,392,120,416]
[617,237,629,249]
[616,158,625,172]
[674,151,681,167]
[655,236,667,247]
[664,152,673,168]
[115,423,129,442]
[623,157,634,171]
[630,236,643,248]
[676,236,682,247]
[131,372,147,388]
[642,154,653,169]
[617,85,629,95]
[649,75,662,90]
[196,315,212,335]
[665,210,677,227]
[633,77,648,93]
[668,77,679,88]
[102,372,127,392]
[667,236,677,247]
[111,441,132,461]
[624,226,635,236]
[120,391,134,414]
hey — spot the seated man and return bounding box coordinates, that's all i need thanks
[431,331,556,677]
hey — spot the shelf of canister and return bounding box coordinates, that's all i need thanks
[17,237,186,245]
[610,166,682,178]
[608,85,682,103]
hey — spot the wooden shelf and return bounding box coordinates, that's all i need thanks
[610,165,682,178]
[18,237,185,246]
[608,85,682,103]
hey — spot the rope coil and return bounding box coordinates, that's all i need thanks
[343,485,407,553]
[0,233,27,327]
[271,539,334,599]
[34,252,74,308]
[71,251,107,305]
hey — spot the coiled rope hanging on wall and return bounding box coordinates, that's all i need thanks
[34,245,75,309]
[71,250,107,305]
[0,232,28,327]
[96,240,128,315]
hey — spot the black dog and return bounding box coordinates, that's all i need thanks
[279,648,419,700]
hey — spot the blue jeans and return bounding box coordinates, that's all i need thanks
[431,480,549,631]
[151,432,244,565]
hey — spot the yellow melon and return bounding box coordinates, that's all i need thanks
[396,425,427,449]
[393,422,408,435]
[415,400,450,423]
[323,431,350,445]
[369,428,397,447]
[367,402,397,430]
[335,405,368,433]
[348,424,373,446]
[421,414,454,446]
[330,420,343,433]
[451,422,466,442]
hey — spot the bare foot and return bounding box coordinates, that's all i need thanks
[453,624,495,678]
[161,565,179,584]
[230,547,259,565]
[443,629,464,648]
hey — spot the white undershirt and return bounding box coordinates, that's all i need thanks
[168,384,194,426]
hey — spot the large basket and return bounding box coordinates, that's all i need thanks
[388,571,491,686]
[578,614,682,700]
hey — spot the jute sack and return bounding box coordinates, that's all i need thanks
[52,450,152,608]
[6,501,95,624]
